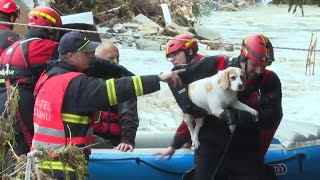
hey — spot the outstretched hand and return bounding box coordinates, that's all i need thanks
[159,69,185,87]
[151,146,176,160]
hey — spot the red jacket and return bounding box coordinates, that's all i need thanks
[92,111,121,137]
[172,56,282,158]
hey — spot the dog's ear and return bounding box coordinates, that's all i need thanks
[218,69,229,90]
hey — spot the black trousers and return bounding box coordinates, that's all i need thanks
[193,120,266,180]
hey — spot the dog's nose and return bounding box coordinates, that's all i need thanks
[238,84,243,90]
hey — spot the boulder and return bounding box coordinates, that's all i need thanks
[112,24,126,33]
[163,22,193,37]
[136,38,161,51]
[131,14,162,29]
[194,24,221,41]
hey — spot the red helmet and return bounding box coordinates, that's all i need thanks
[28,6,62,27]
[241,34,274,66]
[165,34,198,57]
[0,0,19,16]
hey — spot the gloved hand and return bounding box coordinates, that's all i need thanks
[220,109,258,126]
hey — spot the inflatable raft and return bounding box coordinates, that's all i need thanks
[88,125,320,180]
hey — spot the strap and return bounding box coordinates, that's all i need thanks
[20,38,42,69]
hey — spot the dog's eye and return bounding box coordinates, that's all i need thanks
[240,75,245,81]
[230,76,236,80]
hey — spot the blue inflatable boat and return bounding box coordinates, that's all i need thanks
[88,131,320,180]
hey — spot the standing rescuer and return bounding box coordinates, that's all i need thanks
[155,34,282,180]
[0,0,20,55]
[0,6,61,158]
[31,31,184,179]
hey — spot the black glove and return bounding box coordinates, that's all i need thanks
[220,109,257,126]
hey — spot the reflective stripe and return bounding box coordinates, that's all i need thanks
[38,161,75,171]
[34,123,65,137]
[62,113,89,125]
[77,38,90,51]
[32,139,65,150]
[86,127,93,136]
[0,79,4,83]
[132,76,144,96]
[106,79,117,106]
[29,10,57,24]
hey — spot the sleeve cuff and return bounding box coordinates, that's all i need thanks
[171,135,187,149]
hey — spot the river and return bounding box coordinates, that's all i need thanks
[16,1,320,146]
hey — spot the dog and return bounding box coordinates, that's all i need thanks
[183,67,258,149]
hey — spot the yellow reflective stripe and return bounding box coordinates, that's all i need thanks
[106,79,117,106]
[132,76,144,96]
[29,10,57,24]
[38,161,75,171]
[0,79,4,83]
[77,38,90,51]
[62,113,89,125]
[184,38,197,47]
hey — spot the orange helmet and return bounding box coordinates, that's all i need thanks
[241,34,274,66]
[165,34,198,57]
[0,0,19,16]
[28,6,62,27]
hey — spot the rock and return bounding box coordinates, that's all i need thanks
[133,31,146,38]
[106,28,117,34]
[101,38,120,44]
[123,22,141,30]
[131,14,161,29]
[136,38,161,51]
[207,42,221,50]
[138,24,162,36]
[163,22,193,37]
[113,24,126,33]
[218,3,239,11]
[218,44,234,51]
[194,24,221,41]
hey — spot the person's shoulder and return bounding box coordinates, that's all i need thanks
[264,69,281,85]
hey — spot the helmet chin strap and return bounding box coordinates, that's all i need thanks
[239,56,248,80]
[184,50,196,64]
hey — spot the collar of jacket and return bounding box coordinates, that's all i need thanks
[23,29,51,40]
[46,60,79,77]
[0,24,11,30]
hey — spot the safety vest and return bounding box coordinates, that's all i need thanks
[0,38,41,87]
[0,26,19,56]
[32,72,94,152]
[93,111,121,137]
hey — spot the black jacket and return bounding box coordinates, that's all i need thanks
[85,58,139,147]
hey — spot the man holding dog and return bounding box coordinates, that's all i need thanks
[154,34,282,180]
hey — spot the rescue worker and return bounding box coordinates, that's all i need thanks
[0,5,139,158]
[0,6,62,157]
[93,42,138,152]
[153,33,212,158]
[32,31,183,179]
[155,34,283,180]
[0,0,20,55]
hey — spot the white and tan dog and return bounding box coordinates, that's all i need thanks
[183,67,258,149]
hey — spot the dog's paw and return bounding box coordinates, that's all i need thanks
[229,124,235,133]
[193,139,200,149]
